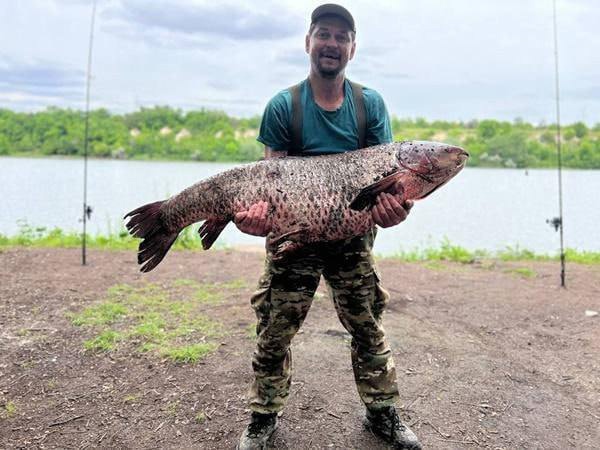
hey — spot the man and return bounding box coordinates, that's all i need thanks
[235,4,421,449]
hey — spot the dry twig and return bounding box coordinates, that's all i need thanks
[424,421,451,438]
[434,437,478,445]
[48,415,85,427]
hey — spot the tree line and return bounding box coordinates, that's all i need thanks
[0,106,598,168]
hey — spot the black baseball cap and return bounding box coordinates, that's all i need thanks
[311,4,355,32]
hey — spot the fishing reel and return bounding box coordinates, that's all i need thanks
[78,205,93,222]
[546,216,561,232]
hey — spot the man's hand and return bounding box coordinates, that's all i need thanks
[371,193,413,228]
[234,201,272,236]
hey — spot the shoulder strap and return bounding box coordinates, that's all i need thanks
[288,79,367,153]
[288,82,303,155]
[349,80,366,149]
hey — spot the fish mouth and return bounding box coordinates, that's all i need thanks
[428,146,469,171]
[447,146,469,165]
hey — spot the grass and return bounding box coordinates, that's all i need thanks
[68,280,241,363]
[0,220,207,251]
[2,223,600,265]
[2,401,17,418]
[161,343,217,363]
[167,401,180,417]
[420,261,448,271]
[504,267,537,278]
[123,394,139,404]
[246,323,257,340]
[172,278,247,304]
[70,302,128,326]
[386,238,600,265]
[172,278,201,287]
[84,330,122,351]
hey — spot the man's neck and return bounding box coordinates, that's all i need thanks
[308,71,345,111]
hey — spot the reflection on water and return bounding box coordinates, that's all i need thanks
[2,156,598,254]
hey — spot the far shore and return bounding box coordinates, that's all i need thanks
[2,153,599,170]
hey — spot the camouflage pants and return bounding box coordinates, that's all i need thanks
[248,229,399,414]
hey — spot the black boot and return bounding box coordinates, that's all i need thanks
[365,406,422,449]
[237,412,279,450]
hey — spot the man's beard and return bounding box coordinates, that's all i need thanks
[315,56,344,79]
[317,63,343,79]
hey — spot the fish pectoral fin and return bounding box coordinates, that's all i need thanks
[266,227,309,261]
[198,218,229,250]
[271,241,305,263]
[268,227,306,243]
[267,226,310,246]
[349,172,403,211]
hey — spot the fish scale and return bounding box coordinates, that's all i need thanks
[124,141,468,272]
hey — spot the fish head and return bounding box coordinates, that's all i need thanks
[395,140,469,199]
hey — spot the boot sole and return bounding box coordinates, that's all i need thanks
[236,421,279,450]
[364,419,422,450]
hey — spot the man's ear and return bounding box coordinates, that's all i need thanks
[349,41,356,60]
[305,34,310,53]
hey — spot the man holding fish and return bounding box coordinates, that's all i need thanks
[235,4,421,449]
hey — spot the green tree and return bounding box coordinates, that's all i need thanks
[572,121,588,139]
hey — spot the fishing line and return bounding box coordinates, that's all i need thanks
[82,0,97,265]
[551,0,566,287]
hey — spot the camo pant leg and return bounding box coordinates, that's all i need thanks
[248,251,323,414]
[323,230,399,410]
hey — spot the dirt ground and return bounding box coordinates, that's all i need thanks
[0,247,599,449]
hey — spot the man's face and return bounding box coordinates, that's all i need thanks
[305,16,356,79]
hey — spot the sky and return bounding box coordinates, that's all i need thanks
[0,0,598,124]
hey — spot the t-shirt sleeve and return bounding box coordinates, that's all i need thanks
[257,90,292,151]
[363,88,393,145]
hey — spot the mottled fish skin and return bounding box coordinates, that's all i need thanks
[161,141,467,243]
[125,141,468,271]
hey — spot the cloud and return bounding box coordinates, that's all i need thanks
[349,65,411,81]
[100,21,211,50]
[205,78,237,91]
[101,0,303,44]
[0,92,65,109]
[0,55,85,101]
[348,46,411,81]
[273,50,308,68]
[54,0,94,5]
[565,85,600,100]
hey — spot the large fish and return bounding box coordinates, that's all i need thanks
[125,141,468,272]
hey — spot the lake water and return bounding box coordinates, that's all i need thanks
[1,156,598,255]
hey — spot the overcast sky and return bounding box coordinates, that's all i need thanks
[0,0,598,124]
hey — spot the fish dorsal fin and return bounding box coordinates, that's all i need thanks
[349,172,403,211]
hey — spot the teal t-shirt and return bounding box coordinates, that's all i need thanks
[257,79,392,155]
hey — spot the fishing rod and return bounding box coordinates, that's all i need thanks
[82,0,97,265]
[551,0,566,287]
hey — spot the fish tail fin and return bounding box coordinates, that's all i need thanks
[124,200,178,272]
